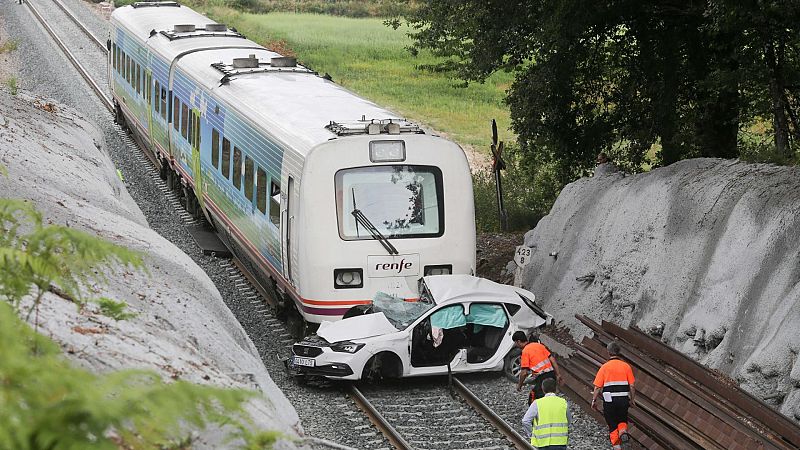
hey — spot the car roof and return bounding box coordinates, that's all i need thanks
[422,275,535,306]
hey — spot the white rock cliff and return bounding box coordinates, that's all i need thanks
[517,158,800,421]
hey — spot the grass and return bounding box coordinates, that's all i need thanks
[197,8,515,152]
[0,39,19,54]
[4,77,17,95]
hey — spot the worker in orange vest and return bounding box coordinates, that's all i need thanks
[592,341,636,450]
[514,331,563,404]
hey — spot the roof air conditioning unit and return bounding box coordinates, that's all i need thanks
[233,54,259,69]
[271,57,297,68]
[206,23,227,32]
[173,24,196,33]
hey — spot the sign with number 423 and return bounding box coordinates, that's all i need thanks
[514,246,532,268]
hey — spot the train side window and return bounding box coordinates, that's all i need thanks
[187,109,193,145]
[160,88,167,120]
[127,56,132,84]
[154,80,160,113]
[173,97,180,132]
[211,129,220,168]
[232,147,242,189]
[135,64,141,95]
[269,180,280,225]
[112,45,116,71]
[221,138,231,179]
[256,167,267,213]
[124,55,129,83]
[244,156,254,200]
[181,103,188,139]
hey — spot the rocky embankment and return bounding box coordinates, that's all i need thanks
[0,90,304,448]
[516,158,800,421]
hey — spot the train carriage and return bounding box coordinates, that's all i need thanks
[109,2,476,326]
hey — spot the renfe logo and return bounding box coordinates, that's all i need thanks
[367,254,420,278]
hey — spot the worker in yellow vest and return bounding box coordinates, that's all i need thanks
[522,377,570,449]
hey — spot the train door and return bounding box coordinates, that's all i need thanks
[282,176,294,284]
[190,109,204,209]
[145,69,154,150]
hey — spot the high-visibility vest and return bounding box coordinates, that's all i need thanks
[522,342,553,374]
[531,395,569,448]
[593,358,635,403]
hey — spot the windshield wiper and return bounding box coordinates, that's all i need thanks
[351,188,399,255]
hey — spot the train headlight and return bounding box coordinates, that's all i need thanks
[369,140,405,162]
[424,265,452,276]
[334,268,363,289]
[330,341,365,353]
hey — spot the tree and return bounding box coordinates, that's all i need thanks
[707,0,800,162]
[398,0,799,181]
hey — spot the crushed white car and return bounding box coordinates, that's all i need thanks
[289,275,552,381]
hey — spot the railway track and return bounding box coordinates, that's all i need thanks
[25,0,111,111]
[559,315,800,450]
[349,377,533,450]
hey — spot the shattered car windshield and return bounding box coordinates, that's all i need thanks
[372,291,434,330]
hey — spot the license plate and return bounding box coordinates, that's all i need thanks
[293,356,315,367]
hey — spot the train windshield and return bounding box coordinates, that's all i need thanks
[335,165,444,240]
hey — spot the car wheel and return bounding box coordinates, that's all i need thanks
[503,347,522,381]
[361,355,382,382]
[360,352,402,382]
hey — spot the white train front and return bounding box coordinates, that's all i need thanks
[109,2,476,326]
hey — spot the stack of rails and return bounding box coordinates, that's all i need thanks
[557,315,800,450]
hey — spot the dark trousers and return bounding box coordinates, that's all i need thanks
[528,370,557,405]
[602,398,629,431]
[537,446,567,450]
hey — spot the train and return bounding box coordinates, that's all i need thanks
[108,2,476,329]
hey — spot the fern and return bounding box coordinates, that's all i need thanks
[96,297,136,320]
[0,302,269,449]
[0,198,282,448]
[0,198,144,317]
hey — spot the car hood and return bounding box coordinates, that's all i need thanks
[317,312,398,343]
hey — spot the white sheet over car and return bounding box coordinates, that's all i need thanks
[317,312,398,342]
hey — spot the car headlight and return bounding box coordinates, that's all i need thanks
[330,341,365,353]
[334,268,363,289]
[424,264,452,276]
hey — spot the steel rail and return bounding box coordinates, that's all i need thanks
[231,256,278,310]
[603,320,800,450]
[581,323,789,450]
[347,384,412,450]
[25,0,112,112]
[49,0,107,51]
[451,377,536,450]
[567,315,800,450]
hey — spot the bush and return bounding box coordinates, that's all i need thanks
[473,148,562,232]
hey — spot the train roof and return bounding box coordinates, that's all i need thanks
[111,3,422,155]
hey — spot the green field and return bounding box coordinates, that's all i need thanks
[199,8,515,153]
